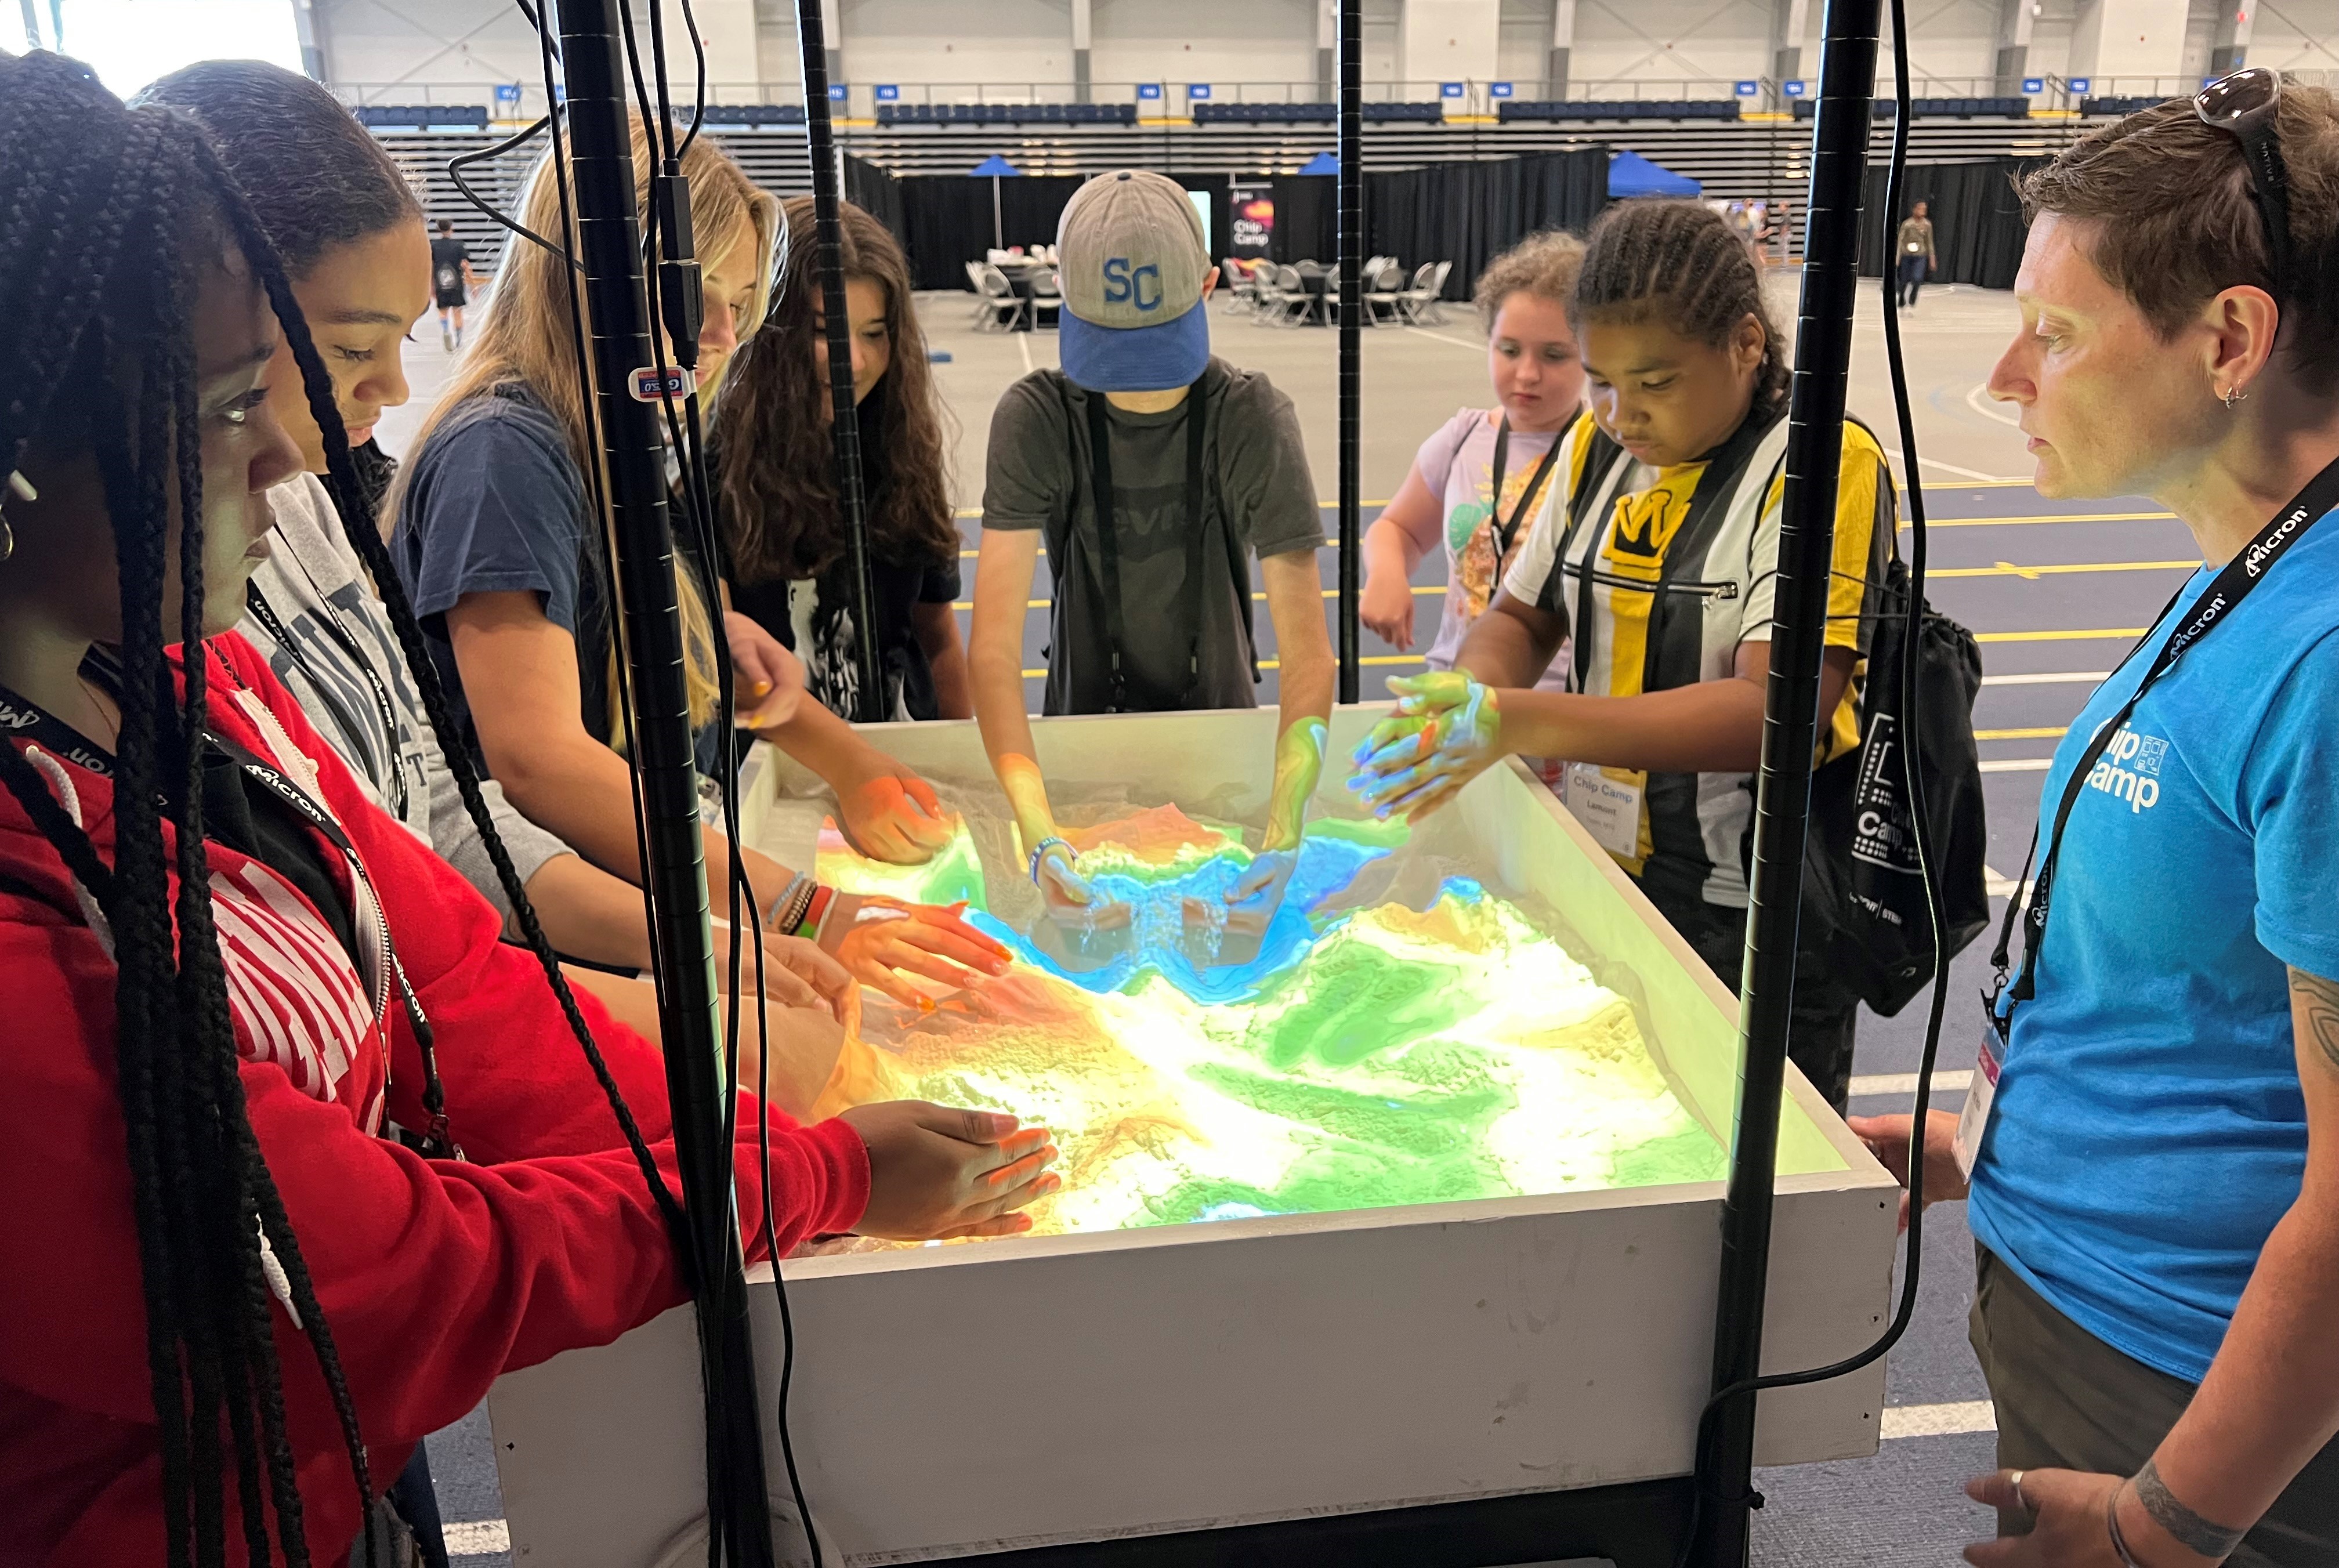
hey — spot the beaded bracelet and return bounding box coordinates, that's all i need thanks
[762,872,809,933]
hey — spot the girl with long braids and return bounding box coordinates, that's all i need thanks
[135,61,857,1099]
[712,196,971,722]
[1349,198,1895,1110]
[0,50,1057,1565]
[394,118,1009,1011]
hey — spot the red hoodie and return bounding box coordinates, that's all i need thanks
[0,633,871,1566]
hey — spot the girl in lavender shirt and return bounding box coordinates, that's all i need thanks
[1359,232,1588,698]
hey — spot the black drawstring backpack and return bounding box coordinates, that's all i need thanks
[1801,551,1991,1016]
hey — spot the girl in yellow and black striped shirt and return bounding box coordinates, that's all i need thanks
[1349,198,1893,1110]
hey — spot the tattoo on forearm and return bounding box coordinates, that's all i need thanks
[2133,1459,2247,1560]
[2289,967,2339,1075]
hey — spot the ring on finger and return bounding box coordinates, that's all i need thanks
[2008,1470,2031,1515]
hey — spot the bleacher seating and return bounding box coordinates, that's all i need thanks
[1497,99,1740,124]
[701,104,809,128]
[1190,101,1443,124]
[2080,95,2163,117]
[1790,95,2030,120]
[354,103,488,131]
[874,102,1138,126]
[1193,102,1334,124]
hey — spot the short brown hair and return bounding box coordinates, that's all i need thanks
[2022,88,2339,392]
[1474,229,1587,332]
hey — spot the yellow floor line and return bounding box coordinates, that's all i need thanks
[1974,627,2146,643]
[1018,652,1424,680]
[1909,510,2175,528]
[1931,558,2199,580]
[1975,726,2069,741]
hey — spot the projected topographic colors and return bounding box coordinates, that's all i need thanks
[811,802,1726,1236]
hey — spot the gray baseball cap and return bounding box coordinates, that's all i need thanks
[1056,169,1211,392]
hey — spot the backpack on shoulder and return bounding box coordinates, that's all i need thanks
[1802,548,1991,1016]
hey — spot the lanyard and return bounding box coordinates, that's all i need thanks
[1486,415,1565,561]
[1569,403,1785,695]
[5,651,459,1157]
[1991,455,2339,1029]
[244,578,410,821]
[1082,376,1211,713]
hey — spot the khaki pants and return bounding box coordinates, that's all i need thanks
[1969,1245,2339,1566]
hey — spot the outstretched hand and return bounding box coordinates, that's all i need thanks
[838,763,957,864]
[1222,846,1298,940]
[828,898,1015,1011]
[1034,841,1131,930]
[839,1102,1061,1240]
[1346,671,1504,821]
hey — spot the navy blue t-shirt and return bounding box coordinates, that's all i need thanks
[393,383,724,778]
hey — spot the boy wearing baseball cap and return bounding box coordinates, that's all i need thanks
[971,169,1334,944]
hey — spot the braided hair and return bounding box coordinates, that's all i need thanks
[0,50,374,1564]
[1572,198,1790,410]
[0,50,686,1565]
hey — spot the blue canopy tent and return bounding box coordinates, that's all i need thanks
[1297,150,1340,176]
[1608,149,1701,199]
[969,153,1022,249]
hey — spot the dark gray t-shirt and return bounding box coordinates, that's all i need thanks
[982,358,1323,715]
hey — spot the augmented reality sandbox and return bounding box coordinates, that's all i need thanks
[486,705,1898,1566]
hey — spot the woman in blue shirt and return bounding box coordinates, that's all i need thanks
[1856,81,2339,1567]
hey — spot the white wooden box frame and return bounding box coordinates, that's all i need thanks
[486,705,1898,1566]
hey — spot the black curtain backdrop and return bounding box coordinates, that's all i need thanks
[885,170,1233,292]
[842,153,904,246]
[1859,157,2043,289]
[1367,149,1609,299]
[892,171,1087,291]
[871,147,1610,299]
[1268,149,1607,296]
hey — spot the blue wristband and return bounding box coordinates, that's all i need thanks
[1028,836,1072,885]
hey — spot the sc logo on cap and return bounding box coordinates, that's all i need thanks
[1102,256,1164,311]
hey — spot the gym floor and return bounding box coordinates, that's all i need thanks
[381,274,2192,1565]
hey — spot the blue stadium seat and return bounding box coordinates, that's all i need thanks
[357,103,487,131]
[2083,94,2161,117]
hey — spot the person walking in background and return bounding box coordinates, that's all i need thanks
[429,216,477,350]
[713,197,971,723]
[1357,231,1587,772]
[971,169,1335,948]
[1897,198,1938,309]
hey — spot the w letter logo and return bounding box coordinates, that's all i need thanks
[1604,488,1683,583]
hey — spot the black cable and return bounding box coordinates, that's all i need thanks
[677,0,709,155]
[447,115,578,266]
[607,7,824,1558]
[1674,3,1949,1558]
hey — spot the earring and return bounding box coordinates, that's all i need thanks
[0,470,32,562]
[2221,385,2249,409]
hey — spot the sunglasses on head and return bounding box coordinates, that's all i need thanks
[2195,66,2293,302]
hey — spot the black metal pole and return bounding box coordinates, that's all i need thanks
[1334,0,1362,704]
[795,0,885,723]
[1688,2,1877,1563]
[555,5,776,1562]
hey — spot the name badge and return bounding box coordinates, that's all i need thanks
[1563,763,1644,860]
[1952,1022,2005,1181]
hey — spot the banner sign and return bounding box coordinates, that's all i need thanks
[1229,183,1275,256]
